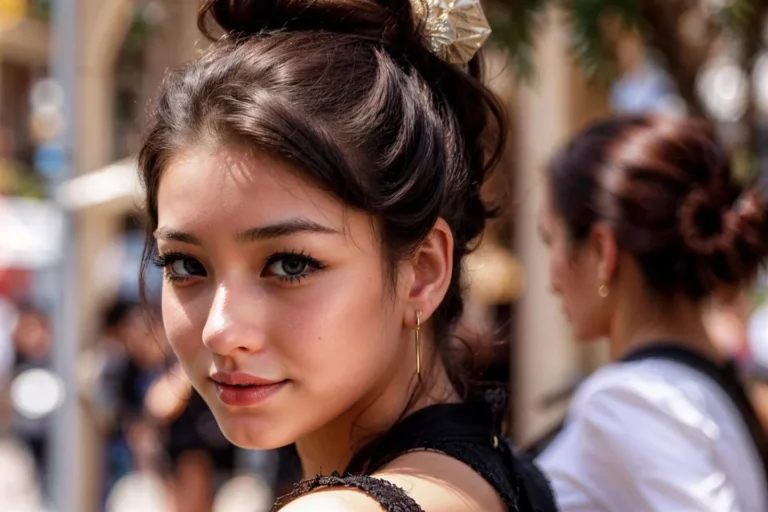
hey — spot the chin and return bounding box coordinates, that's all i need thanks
[215,412,298,450]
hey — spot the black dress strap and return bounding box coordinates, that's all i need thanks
[273,401,558,511]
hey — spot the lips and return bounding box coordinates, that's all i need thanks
[209,372,287,407]
[210,371,280,387]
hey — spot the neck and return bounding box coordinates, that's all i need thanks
[608,292,722,363]
[294,352,459,478]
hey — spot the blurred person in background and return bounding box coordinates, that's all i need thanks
[704,289,752,367]
[747,276,768,380]
[537,115,768,511]
[0,295,17,389]
[0,437,47,512]
[132,0,558,510]
[703,289,768,433]
[608,28,685,116]
[9,303,52,484]
[95,213,163,304]
[145,361,237,512]
[80,299,168,510]
[0,296,19,431]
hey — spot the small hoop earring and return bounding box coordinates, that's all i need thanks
[598,284,609,299]
[415,311,422,379]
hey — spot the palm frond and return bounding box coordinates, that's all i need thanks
[563,0,643,82]
[487,0,551,80]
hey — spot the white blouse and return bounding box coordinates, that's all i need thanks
[538,359,767,511]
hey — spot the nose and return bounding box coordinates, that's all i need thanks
[202,282,266,356]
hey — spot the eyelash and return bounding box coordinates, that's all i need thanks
[152,251,198,285]
[265,250,326,284]
[152,250,326,285]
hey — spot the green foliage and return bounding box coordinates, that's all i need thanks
[488,0,644,81]
[29,0,51,21]
[718,0,758,30]
[488,0,551,79]
[0,162,47,199]
[124,9,152,53]
[562,0,643,80]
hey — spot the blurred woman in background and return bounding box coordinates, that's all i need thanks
[537,115,768,511]
[81,300,168,510]
[8,304,52,487]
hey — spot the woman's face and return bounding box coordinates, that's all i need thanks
[538,189,608,343]
[155,146,412,449]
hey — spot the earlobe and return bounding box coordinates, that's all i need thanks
[407,218,454,322]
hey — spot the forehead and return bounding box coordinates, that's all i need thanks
[157,146,347,232]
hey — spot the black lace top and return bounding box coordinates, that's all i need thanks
[273,402,558,511]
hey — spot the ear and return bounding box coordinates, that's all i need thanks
[589,222,618,285]
[405,218,454,327]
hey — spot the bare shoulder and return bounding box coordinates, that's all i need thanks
[279,488,387,512]
[375,450,506,512]
[281,450,505,512]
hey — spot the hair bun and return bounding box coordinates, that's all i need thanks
[679,184,768,288]
[198,0,422,51]
[679,188,737,257]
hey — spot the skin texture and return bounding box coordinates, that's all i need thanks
[155,145,503,511]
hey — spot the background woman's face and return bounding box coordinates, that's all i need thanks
[539,190,607,343]
[156,146,411,449]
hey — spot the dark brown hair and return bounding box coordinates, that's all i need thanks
[548,115,768,300]
[138,0,506,388]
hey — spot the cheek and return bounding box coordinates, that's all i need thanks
[548,252,589,314]
[161,289,209,371]
[232,264,403,449]
[548,245,570,294]
[555,263,606,341]
[279,266,401,388]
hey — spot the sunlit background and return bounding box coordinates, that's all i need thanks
[1,1,768,511]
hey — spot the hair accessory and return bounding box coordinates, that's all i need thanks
[410,0,492,66]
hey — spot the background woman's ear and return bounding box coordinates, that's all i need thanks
[590,222,618,285]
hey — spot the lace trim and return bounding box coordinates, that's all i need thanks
[273,472,424,511]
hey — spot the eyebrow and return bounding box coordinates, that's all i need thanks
[154,218,339,245]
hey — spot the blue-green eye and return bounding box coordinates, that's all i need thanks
[263,252,325,283]
[153,252,206,283]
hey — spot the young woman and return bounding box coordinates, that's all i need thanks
[537,115,768,511]
[137,0,556,510]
